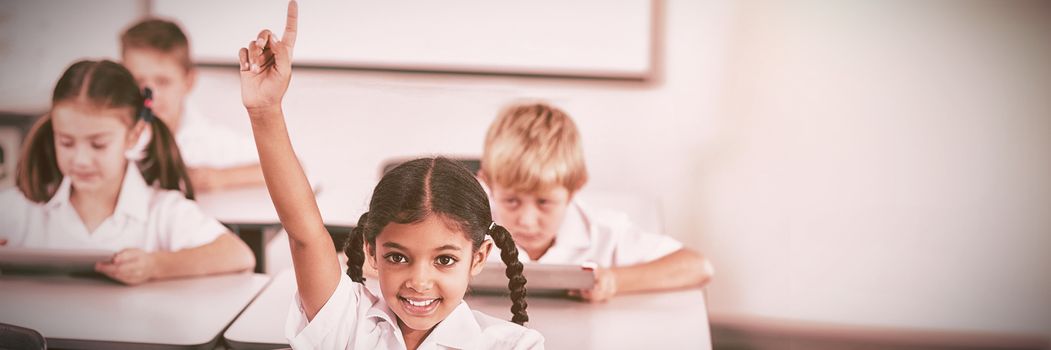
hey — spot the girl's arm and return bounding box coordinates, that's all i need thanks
[96,233,256,285]
[238,0,341,320]
[151,233,257,278]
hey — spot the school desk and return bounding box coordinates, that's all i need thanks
[223,269,712,349]
[0,272,269,350]
[197,184,358,274]
[196,186,282,274]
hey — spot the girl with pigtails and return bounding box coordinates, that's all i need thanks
[237,2,543,349]
[0,60,256,284]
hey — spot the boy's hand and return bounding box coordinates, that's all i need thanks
[569,267,618,303]
[0,238,7,246]
[239,0,298,115]
[95,248,157,285]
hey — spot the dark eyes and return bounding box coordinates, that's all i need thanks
[384,253,408,264]
[382,253,458,267]
[436,256,457,266]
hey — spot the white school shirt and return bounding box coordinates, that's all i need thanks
[0,163,227,251]
[131,101,259,169]
[175,103,259,169]
[488,199,683,266]
[286,274,545,350]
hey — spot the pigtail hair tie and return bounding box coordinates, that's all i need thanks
[140,87,155,123]
[488,222,496,231]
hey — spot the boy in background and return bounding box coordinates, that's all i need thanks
[121,19,263,192]
[480,103,714,302]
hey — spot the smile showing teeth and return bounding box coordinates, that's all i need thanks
[399,296,441,315]
[406,299,436,307]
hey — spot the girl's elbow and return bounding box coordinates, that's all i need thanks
[238,248,257,272]
[696,258,715,286]
[236,242,257,271]
[225,234,257,272]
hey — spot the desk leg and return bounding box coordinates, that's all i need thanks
[228,224,274,274]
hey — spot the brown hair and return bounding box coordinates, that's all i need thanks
[481,102,588,194]
[344,157,530,325]
[16,60,194,202]
[120,18,193,71]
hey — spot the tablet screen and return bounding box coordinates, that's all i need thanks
[0,247,114,274]
[470,262,596,296]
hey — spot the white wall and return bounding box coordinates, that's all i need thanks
[698,0,1051,338]
[0,0,142,114]
[2,0,1049,339]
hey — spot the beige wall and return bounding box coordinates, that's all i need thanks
[699,0,1051,338]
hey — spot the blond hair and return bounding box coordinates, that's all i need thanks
[481,103,588,194]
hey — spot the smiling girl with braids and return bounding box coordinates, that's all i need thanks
[237,2,542,349]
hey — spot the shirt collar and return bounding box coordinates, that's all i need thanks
[45,163,151,223]
[365,300,482,350]
[533,199,593,263]
[364,295,400,328]
[428,301,483,349]
[114,163,151,222]
[45,174,74,209]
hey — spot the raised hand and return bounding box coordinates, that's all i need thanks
[239,0,298,114]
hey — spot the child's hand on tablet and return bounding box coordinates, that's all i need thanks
[239,0,298,115]
[95,248,157,285]
[569,267,618,303]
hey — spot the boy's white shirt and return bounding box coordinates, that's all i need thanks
[0,163,226,251]
[487,198,684,266]
[175,102,259,169]
[286,273,545,350]
[131,99,259,169]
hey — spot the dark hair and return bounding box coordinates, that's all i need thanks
[344,157,529,325]
[16,60,194,202]
[120,18,192,71]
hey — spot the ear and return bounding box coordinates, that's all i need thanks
[470,239,494,277]
[126,119,148,150]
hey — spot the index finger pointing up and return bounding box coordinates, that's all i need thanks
[282,0,299,48]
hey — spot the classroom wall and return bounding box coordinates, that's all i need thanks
[190,0,1051,338]
[2,0,1048,340]
[699,0,1051,338]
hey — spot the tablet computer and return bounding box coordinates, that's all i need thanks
[470,262,596,296]
[0,247,114,274]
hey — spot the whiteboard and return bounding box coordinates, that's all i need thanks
[152,0,654,79]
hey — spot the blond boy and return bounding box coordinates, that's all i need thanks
[480,103,714,302]
[121,19,264,192]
